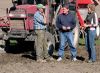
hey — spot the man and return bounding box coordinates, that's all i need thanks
[34,4,52,62]
[56,4,77,61]
[94,0,100,5]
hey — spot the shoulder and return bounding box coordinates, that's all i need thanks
[94,12,98,19]
[57,14,63,19]
[58,14,63,17]
[92,12,97,18]
[68,12,75,18]
[69,12,74,15]
[34,11,40,16]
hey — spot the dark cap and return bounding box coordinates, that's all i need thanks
[62,4,69,9]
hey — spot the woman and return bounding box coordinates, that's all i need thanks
[84,4,98,63]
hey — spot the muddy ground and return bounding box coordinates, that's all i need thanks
[0,45,100,73]
[0,0,100,73]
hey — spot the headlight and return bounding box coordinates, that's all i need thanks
[9,13,14,17]
[20,14,26,18]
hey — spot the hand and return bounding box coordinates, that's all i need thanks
[92,24,97,27]
[84,23,88,27]
[41,13,47,24]
[41,12,46,17]
[84,23,92,27]
[62,26,71,30]
[81,26,86,30]
[66,26,71,30]
[62,26,67,30]
[88,24,92,27]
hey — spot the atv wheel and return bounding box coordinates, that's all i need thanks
[45,31,55,56]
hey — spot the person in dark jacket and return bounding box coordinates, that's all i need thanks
[56,4,77,61]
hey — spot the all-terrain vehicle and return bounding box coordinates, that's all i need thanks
[0,0,56,53]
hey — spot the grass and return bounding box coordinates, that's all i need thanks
[79,38,100,46]
[95,38,100,45]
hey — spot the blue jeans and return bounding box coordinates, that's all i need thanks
[58,31,77,58]
[85,29,96,61]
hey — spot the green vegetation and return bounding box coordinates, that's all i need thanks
[79,38,100,46]
[95,39,100,45]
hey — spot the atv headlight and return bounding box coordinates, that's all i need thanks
[20,14,26,18]
[9,13,14,17]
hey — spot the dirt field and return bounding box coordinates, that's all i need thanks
[0,45,100,73]
[0,0,100,73]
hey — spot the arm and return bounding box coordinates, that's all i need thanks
[56,15,62,30]
[84,14,94,28]
[42,13,46,24]
[92,13,98,27]
[34,12,46,24]
[69,14,76,29]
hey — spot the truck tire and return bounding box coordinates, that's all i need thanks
[45,31,55,56]
[4,40,11,53]
[34,31,55,56]
[4,39,18,53]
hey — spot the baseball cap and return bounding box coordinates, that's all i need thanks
[37,4,45,9]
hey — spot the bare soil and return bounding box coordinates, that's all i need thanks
[0,0,100,73]
[0,45,100,73]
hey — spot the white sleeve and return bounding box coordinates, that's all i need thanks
[95,12,98,26]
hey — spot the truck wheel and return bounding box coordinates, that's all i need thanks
[4,39,17,53]
[4,40,11,53]
[34,31,55,56]
[45,31,55,56]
